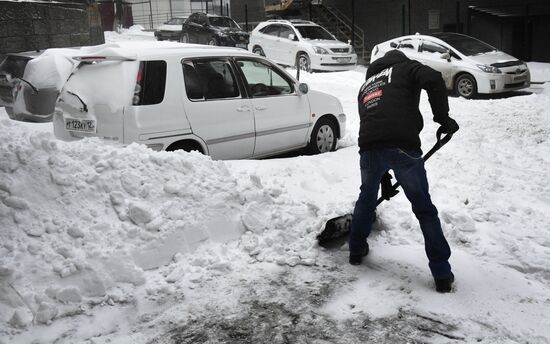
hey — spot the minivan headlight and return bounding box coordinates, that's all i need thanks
[313,46,329,54]
[476,64,501,74]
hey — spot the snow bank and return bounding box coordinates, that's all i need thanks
[0,117,324,334]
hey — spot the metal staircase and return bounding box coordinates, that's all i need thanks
[265,0,367,62]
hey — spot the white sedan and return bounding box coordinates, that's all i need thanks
[370,33,530,98]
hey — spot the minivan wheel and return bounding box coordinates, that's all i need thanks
[307,118,337,154]
[455,74,477,99]
[207,38,218,46]
[297,53,312,72]
[180,34,189,43]
[253,46,265,56]
[166,141,204,153]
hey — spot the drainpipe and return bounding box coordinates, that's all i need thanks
[408,0,411,35]
[351,0,355,46]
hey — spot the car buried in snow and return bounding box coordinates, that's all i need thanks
[0,50,43,120]
[53,42,346,159]
[370,33,531,98]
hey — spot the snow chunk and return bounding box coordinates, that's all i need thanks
[8,309,32,329]
[2,196,29,210]
[67,224,85,238]
[55,287,82,303]
[128,201,154,225]
[241,202,271,233]
[35,302,58,324]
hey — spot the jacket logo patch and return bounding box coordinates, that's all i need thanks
[363,89,383,104]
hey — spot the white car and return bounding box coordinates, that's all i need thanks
[370,33,530,98]
[53,41,346,159]
[248,19,357,72]
[154,17,187,41]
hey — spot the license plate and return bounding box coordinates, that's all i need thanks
[236,43,247,49]
[65,118,96,133]
[513,75,526,82]
[336,57,351,63]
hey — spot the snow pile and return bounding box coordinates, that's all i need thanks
[104,26,155,42]
[0,120,322,332]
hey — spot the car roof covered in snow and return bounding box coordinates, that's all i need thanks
[70,41,256,61]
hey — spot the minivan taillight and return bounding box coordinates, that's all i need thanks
[133,62,144,105]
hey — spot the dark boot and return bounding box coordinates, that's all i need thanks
[434,272,454,293]
[349,243,370,265]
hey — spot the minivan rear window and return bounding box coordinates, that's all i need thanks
[135,60,166,105]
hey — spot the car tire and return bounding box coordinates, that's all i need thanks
[307,117,337,154]
[180,33,189,43]
[455,74,477,99]
[297,53,312,73]
[166,141,204,153]
[207,38,218,46]
[252,46,265,56]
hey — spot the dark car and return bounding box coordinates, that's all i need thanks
[180,13,249,49]
[0,51,42,109]
[154,17,187,41]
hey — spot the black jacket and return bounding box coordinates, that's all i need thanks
[358,50,450,152]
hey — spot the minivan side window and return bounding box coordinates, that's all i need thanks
[182,59,240,101]
[236,59,294,97]
[135,60,166,105]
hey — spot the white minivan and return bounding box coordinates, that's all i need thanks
[53,42,346,159]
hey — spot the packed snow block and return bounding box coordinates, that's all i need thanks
[55,287,82,303]
[132,228,190,270]
[204,215,246,243]
[100,257,145,286]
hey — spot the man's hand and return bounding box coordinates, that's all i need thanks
[440,117,459,135]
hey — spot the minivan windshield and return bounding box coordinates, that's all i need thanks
[209,16,240,29]
[295,25,334,40]
[433,33,496,56]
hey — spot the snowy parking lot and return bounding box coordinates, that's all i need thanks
[1,29,550,343]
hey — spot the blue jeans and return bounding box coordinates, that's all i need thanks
[349,148,452,278]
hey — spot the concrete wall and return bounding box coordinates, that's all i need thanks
[0,0,104,54]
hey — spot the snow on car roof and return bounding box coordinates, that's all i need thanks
[71,41,256,60]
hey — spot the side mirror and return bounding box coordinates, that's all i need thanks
[440,52,451,61]
[298,83,309,94]
[288,33,295,41]
[390,42,397,48]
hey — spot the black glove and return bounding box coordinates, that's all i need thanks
[380,172,399,200]
[440,117,459,135]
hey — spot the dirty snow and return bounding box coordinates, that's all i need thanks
[0,29,550,343]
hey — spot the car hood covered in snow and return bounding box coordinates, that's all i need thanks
[466,50,521,66]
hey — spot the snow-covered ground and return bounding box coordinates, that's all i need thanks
[1,30,550,343]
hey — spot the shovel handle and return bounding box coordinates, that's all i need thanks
[375,127,453,206]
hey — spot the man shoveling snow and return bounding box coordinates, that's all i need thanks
[349,50,460,293]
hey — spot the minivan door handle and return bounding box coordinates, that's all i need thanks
[236,105,250,112]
